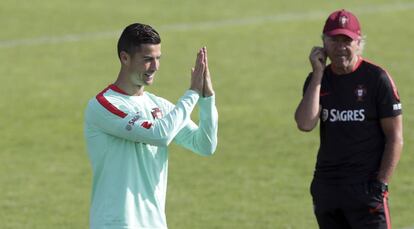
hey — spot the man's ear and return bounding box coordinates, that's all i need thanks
[120,51,130,66]
[321,36,327,48]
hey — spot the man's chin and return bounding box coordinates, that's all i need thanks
[144,80,154,86]
[331,59,349,68]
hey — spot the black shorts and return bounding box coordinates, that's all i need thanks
[310,180,391,229]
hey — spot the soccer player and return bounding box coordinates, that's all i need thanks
[84,23,218,229]
[295,9,403,228]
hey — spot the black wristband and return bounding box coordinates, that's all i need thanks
[373,180,388,192]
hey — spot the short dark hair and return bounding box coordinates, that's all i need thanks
[117,23,161,59]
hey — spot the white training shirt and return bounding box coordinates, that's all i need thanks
[84,84,218,229]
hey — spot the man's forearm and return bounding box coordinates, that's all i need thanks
[295,71,323,131]
[377,139,403,184]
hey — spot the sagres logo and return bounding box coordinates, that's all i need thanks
[125,113,141,131]
[322,108,365,122]
[322,109,329,122]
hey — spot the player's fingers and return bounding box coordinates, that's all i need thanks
[203,47,208,67]
[199,47,208,78]
[310,47,318,55]
[311,46,323,53]
[194,55,205,77]
[310,47,324,59]
[194,49,203,71]
[198,49,205,74]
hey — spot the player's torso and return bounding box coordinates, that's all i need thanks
[89,90,171,227]
[314,63,386,182]
[319,64,380,129]
[105,91,171,156]
[317,63,385,161]
[107,92,167,123]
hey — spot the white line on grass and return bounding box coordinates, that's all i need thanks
[1,2,414,48]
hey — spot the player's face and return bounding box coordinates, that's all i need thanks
[323,35,360,70]
[128,44,161,86]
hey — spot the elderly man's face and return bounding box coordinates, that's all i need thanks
[323,35,360,71]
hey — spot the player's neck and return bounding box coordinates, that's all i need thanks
[114,72,145,96]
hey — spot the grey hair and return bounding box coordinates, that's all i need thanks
[322,34,366,55]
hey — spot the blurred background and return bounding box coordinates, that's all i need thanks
[1,0,413,228]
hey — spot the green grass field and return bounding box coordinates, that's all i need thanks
[1,0,413,228]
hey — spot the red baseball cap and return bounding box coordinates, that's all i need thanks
[323,9,361,40]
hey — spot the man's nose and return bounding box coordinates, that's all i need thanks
[150,59,160,71]
[336,42,347,50]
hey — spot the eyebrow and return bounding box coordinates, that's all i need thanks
[143,54,162,59]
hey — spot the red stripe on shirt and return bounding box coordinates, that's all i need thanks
[96,85,128,118]
[352,56,363,72]
[383,71,400,101]
[109,84,129,95]
[362,59,400,101]
[383,191,392,229]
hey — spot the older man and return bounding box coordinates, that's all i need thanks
[295,9,403,228]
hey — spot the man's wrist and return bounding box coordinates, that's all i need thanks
[312,69,324,76]
[203,91,214,97]
[374,180,388,192]
[189,88,201,95]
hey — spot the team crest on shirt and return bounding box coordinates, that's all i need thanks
[151,108,163,119]
[354,85,367,102]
